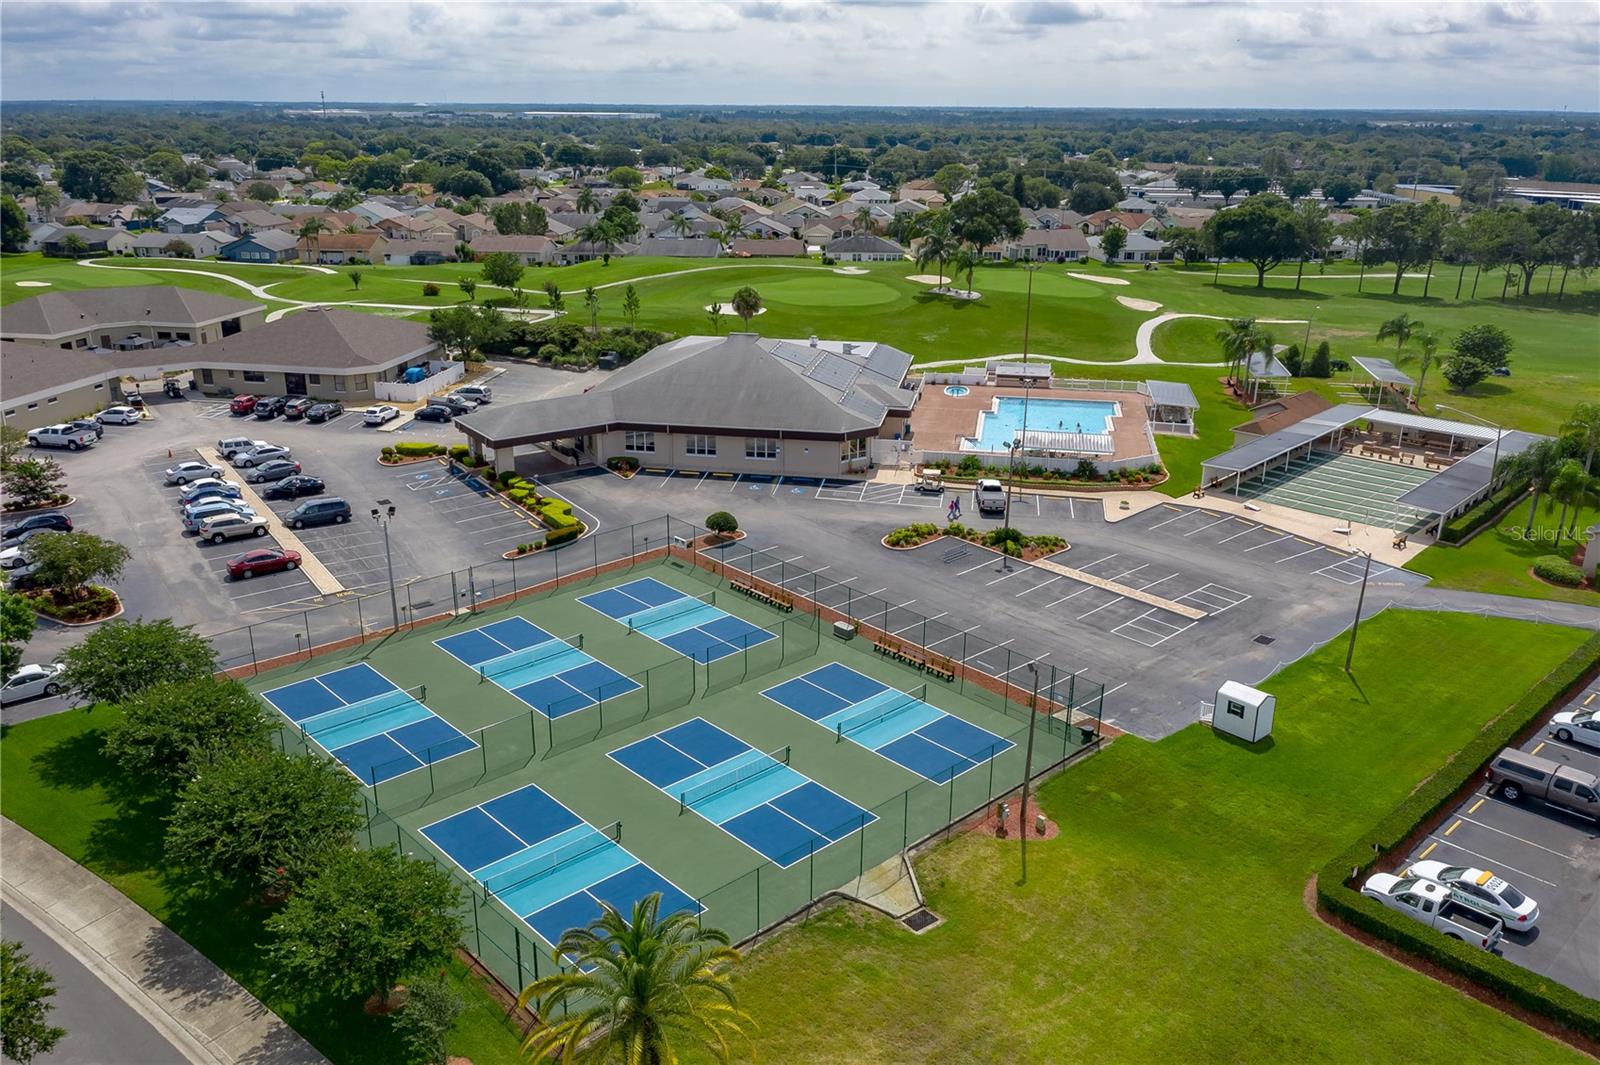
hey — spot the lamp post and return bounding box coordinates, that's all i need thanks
[1018,661,1041,884]
[372,501,399,632]
[1301,305,1320,357]
[1020,263,1041,368]
[1343,549,1373,673]
[1001,381,1033,572]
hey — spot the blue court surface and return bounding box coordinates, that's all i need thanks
[762,664,1014,784]
[434,616,639,718]
[261,663,477,785]
[609,718,875,868]
[577,577,776,664]
[422,783,700,952]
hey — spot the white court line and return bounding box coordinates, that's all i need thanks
[1015,575,1062,597]
[1416,838,1556,887]
[1276,545,1326,564]
[1148,507,1192,531]
[1243,533,1295,553]
[1218,523,1260,544]
[1183,515,1234,537]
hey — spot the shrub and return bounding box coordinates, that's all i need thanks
[705,511,738,536]
[1029,534,1068,552]
[538,499,578,529]
[394,441,443,457]
[537,343,561,361]
[381,445,397,460]
[945,522,977,539]
[983,526,1024,548]
[884,522,939,547]
[957,455,983,475]
[1145,462,1164,476]
[511,346,531,358]
[507,487,532,504]
[544,523,583,547]
[1316,632,1600,1040]
[607,456,639,472]
[497,470,519,488]
[448,444,470,461]
[1438,479,1528,544]
[1533,555,1585,587]
[421,283,440,297]
[1072,459,1099,480]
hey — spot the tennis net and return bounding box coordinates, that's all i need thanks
[299,683,426,735]
[478,633,584,684]
[629,591,716,634]
[835,684,927,742]
[483,820,622,900]
[678,745,790,815]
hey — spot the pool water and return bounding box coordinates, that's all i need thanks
[968,396,1119,451]
[944,385,970,396]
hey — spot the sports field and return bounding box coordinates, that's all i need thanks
[248,555,1086,991]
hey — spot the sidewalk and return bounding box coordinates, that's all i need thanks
[0,818,326,1065]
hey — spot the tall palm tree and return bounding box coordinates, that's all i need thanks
[1548,460,1596,543]
[720,213,747,244]
[950,247,980,298]
[1214,317,1260,391]
[583,286,600,337]
[730,285,763,327]
[1561,401,1600,476]
[580,220,621,265]
[575,186,598,214]
[516,895,751,1065]
[853,204,878,235]
[668,213,694,239]
[297,216,325,262]
[1499,438,1569,537]
[914,212,958,292]
[1398,329,1440,405]
[1376,312,1421,361]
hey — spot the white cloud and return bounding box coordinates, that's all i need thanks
[1,0,1594,109]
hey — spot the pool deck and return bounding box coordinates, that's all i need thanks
[910,385,1154,461]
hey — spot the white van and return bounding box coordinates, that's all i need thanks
[975,478,1007,514]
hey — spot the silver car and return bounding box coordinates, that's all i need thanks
[198,513,270,544]
[165,460,225,485]
[182,499,256,533]
[231,443,291,468]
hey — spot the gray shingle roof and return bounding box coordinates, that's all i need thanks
[456,333,916,446]
[824,234,904,254]
[191,308,436,372]
[2,286,263,339]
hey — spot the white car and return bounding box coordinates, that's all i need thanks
[0,544,34,570]
[1402,860,1540,931]
[363,404,399,425]
[1549,708,1600,751]
[165,460,226,485]
[0,663,64,705]
[231,443,291,468]
[96,406,143,425]
[198,512,270,544]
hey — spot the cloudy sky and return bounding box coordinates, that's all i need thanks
[3,1,1596,111]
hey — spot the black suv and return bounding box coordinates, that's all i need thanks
[413,404,453,423]
[305,401,344,423]
[2,513,72,541]
[285,497,351,529]
[263,475,325,500]
[253,396,289,419]
[282,397,316,419]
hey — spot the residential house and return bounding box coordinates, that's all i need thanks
[1115,196,1159,214]
[350,199,405,225]
[1005,228,1091,263]
[674,169,733,194]
[219,230,300,263]
[729,237,806,258]
[387,237,460,266]
[130,230,231,259]
[634,236,721,258]
[554,240,638,265]
[296,232,389,265]
[1088,231,1165,263]
[224,208,293,236]
[466,234,554,265]
[890,199,929,218]
[800,222,834,247]
[742,216,796,240]
[158,206,226,234]
[39,226,135,257]
[825,234,904,262]
[778,171,825,189]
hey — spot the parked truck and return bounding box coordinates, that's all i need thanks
[26,424,96,451]
[974,478,1007,515]
[1485,747,1600,817]
[1360,873,1505,950]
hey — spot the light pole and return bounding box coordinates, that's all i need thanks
[1343,549,1373,673]
[1436,403,1505,490]
[1018,661,1041,884]
[372,501,399,632]
[1301,305,1320,358]
[1020,263,1041,368]
[1000,381,1032,572]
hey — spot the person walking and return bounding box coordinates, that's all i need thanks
[948,497,962,521]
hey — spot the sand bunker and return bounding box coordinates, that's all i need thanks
[705,304,767,316]
[906,274,951,285]
[832,267,869,275]
[1116,295,1162,312]
[1068,272,1130,286]
[15,280,51,287]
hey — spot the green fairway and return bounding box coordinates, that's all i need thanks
[691,610,1590,1064]
[1409,500,1600,605]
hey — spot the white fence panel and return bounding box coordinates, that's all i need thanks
[374,360,465,403]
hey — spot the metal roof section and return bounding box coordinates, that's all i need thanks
[1353,356,1416,387]
[1144,380,1200,409]
[1201,404,1374,473]
[1395,430,1544,514]
[1365,410,1500,443]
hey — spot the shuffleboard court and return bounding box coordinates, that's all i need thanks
[261,662,476,784]
[422,783,700,953]
[609,717,875,867]
[434,615,639,718]
[762,663,1015,783]
[578,577,776,663]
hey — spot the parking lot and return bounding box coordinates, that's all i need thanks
[1396,676,1600,998]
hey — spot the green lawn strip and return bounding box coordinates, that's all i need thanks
[0,708,526,1065]
[693,611,1591,1065]
[1409,501,1599,605]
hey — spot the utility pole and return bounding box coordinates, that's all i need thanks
[1344,550,1373,673]
[1020,264,1040,368]
[1018,663,1041,884]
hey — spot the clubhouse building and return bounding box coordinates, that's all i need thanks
[455,333,917,476]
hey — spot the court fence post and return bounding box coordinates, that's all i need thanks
[363,796,373,848]
[902,791,909,851]
[246,624,258,675]
[857,813,866,877]
[450,571,459,615]
[514,928,524,988]
[302,610,312,654]
[480,728,488,775]
[470,890,482,958]
[755,866,761,931]
[987,749,996,799]
[807,840,816,915]
[959,632,968,695]
[467,567,477,613]
[947,781,955,832]
[354,594,364,642]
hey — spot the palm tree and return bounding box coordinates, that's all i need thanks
[580,220,621,265]
[1499,438,1569,537]
[730,285,762,327]
[1561,401,1600,476]
[1548,460,1596,543]
[853,204,878,235]
[720,213,747,244]
[914,212,958,292]
[297,216,325,262]
[1398,329,1440,405]
[1376,313,1421,360]
[668,213,694,239]
[575,186,598,214]
[623,284,640,328]
[583,286,600,337]
[1214,317,1261,391]
[950,247,980,298]
[516,894,751,1065]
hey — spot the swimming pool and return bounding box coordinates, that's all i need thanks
[944,385,970,396]
[966,396,1119,451]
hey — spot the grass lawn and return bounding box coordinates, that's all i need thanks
[694,611,1591,1064]
[0,707,526,1065]
[1409,499,1600,606]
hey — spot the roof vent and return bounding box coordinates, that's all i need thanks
[809,335,819,348]
[842,343,855,356]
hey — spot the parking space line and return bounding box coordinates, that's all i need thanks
[1015,575,1062,597]
[985,569,1025,586]
[1132,573,1177,593]
[1042,586,1094,609]
[1418,838,1557,887]
[1458,811,1583,857]
[1148,507,1191,530]
[1077,595,1128,621]
[956,559,993,576]
[1275,545,1325,564]
[1217,524,1259,544]
[1467,798,1486,814]
[925,627,977,649]
[1537,737,1595,757]
[1076,553,1119,570]
[1183,515,1233,537]
[1243,533,1295,553]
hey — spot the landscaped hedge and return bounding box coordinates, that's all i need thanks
[394,441,445,457]
[544,524,583,547]
[1533,556,1586,587]
[1316,631,1600,1040]
[538,499,578,530]
[1437,478,1529,545]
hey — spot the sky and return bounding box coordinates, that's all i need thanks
[2,1,1597,112]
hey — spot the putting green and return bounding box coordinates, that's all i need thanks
[973,270,1103,300]
[747,276,902,308]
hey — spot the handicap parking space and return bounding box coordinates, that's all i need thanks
[1395,697,1600,999]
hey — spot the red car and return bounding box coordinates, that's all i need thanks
[229,394,259,415]
[225,547,301,580]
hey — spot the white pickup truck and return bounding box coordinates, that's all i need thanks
[26,424,97,451]
[974,478,1007,514]
[1361,873,1504,950]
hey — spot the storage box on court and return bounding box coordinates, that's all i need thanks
[1212,680,1274,743]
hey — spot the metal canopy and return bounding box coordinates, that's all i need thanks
[1395,431,1544,514]
[1352,356,1415,387]
[1365,410,1500,443]
[1144,380,1200,409]
[1201,403,1374,473]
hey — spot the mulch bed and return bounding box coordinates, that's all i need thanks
[24,587,121,625]
[378,454,444,466]
[692,531,746,548]
[968,798,1060,841]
